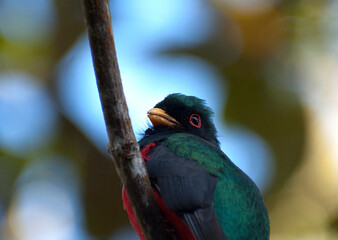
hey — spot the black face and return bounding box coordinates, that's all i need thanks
[153,94,219,146]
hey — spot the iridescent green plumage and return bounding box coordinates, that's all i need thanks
[139,93,270,239]
[161,133,270,239]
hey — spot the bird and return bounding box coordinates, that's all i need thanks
[122,93,270,240]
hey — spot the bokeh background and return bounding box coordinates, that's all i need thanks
[1,0,338,239]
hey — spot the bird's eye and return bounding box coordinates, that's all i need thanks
[189,114,201,128]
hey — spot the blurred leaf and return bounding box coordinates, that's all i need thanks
[330,215,338,234]
[0,154,25,209]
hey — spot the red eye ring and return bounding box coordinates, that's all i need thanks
[189,114,201,128]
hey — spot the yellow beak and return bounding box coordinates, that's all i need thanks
[147,108,181,128]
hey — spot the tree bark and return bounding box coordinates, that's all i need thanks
[81,0,173,239]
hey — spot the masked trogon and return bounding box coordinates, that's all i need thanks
[122,93,270,240]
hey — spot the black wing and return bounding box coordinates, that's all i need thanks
[146,145,227,240]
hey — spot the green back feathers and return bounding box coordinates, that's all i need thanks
[161,133,270,240]
[161,133,225,176]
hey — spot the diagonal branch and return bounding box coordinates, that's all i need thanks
[81,0,172,239]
